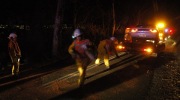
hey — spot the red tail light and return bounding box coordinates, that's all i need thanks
[169,29,174,35]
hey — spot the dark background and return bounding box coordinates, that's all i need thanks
[0,0,180,68]
[0,0,180,25]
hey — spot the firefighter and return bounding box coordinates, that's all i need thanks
[68,28,95,87]
[109,36,119,57]
[8,33,21,76]
[95,36,119,68]
[110,36,118,45]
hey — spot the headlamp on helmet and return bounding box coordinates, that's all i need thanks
[72,29,82,38]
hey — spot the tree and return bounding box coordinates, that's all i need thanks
[52,0,63,57]
[153,0,159,17]
[112,0,115,36]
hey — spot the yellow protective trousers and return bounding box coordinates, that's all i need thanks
[95,40,110,68]
[95,52,109,68]
[11,56,20,75]
[76,57,91,87]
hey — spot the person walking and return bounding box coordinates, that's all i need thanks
[68,28,95,87]
[95,36,119,68]
[8,33,21,76]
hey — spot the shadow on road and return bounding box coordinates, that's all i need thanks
[52,53,176,100]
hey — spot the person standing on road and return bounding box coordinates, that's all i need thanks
[95,36,119,68]
[68,28,95,87]
[8,33,21,76]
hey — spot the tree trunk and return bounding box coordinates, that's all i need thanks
[52,0,63,57]
[153,0,159,18]
[112,1,115,37]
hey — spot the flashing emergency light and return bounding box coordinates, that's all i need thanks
[169,29,174,35]
[164,28,174,35]
[156,22,166,31]
[156,22,165,29]
[165,28,169,33]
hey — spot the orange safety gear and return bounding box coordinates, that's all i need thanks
[95,39,119,68]
[8,33,21,75]
[68,31,95,87]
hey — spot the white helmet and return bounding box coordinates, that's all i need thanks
[72,29,82,38]
[110,36,116,41]
[8,33,17,39]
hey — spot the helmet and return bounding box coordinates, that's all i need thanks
[8,33,17,39]
[110,36,116,41]
[72,29,82,38]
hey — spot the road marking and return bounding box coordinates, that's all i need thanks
[41,54,146,97]
[0,71,51,87]
[42,52,137,86]
[85,55,146,85]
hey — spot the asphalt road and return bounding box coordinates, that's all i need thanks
[53,52,179,100]
[0,51,179,100]
[53,56,155,100]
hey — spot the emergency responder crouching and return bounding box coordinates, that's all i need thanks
[109,36,119,57]
[95,36,119,68]
[68,28,95,87]
[8,33,21,76]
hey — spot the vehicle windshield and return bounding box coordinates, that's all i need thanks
[136,25,156,28]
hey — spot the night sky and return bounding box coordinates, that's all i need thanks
[0,0,57,24]
[0,0,180,26]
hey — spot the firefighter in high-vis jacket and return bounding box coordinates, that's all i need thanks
[109,37,119,57]
[95,36,119,68]
[8,33,21,76]
[68,28,95,87]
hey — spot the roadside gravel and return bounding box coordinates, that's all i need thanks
[147,47,180,100]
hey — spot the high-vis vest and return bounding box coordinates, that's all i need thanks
[74,39,90,57]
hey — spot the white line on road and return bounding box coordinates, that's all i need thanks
[85,55,146,85]
[42,52,136,87]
